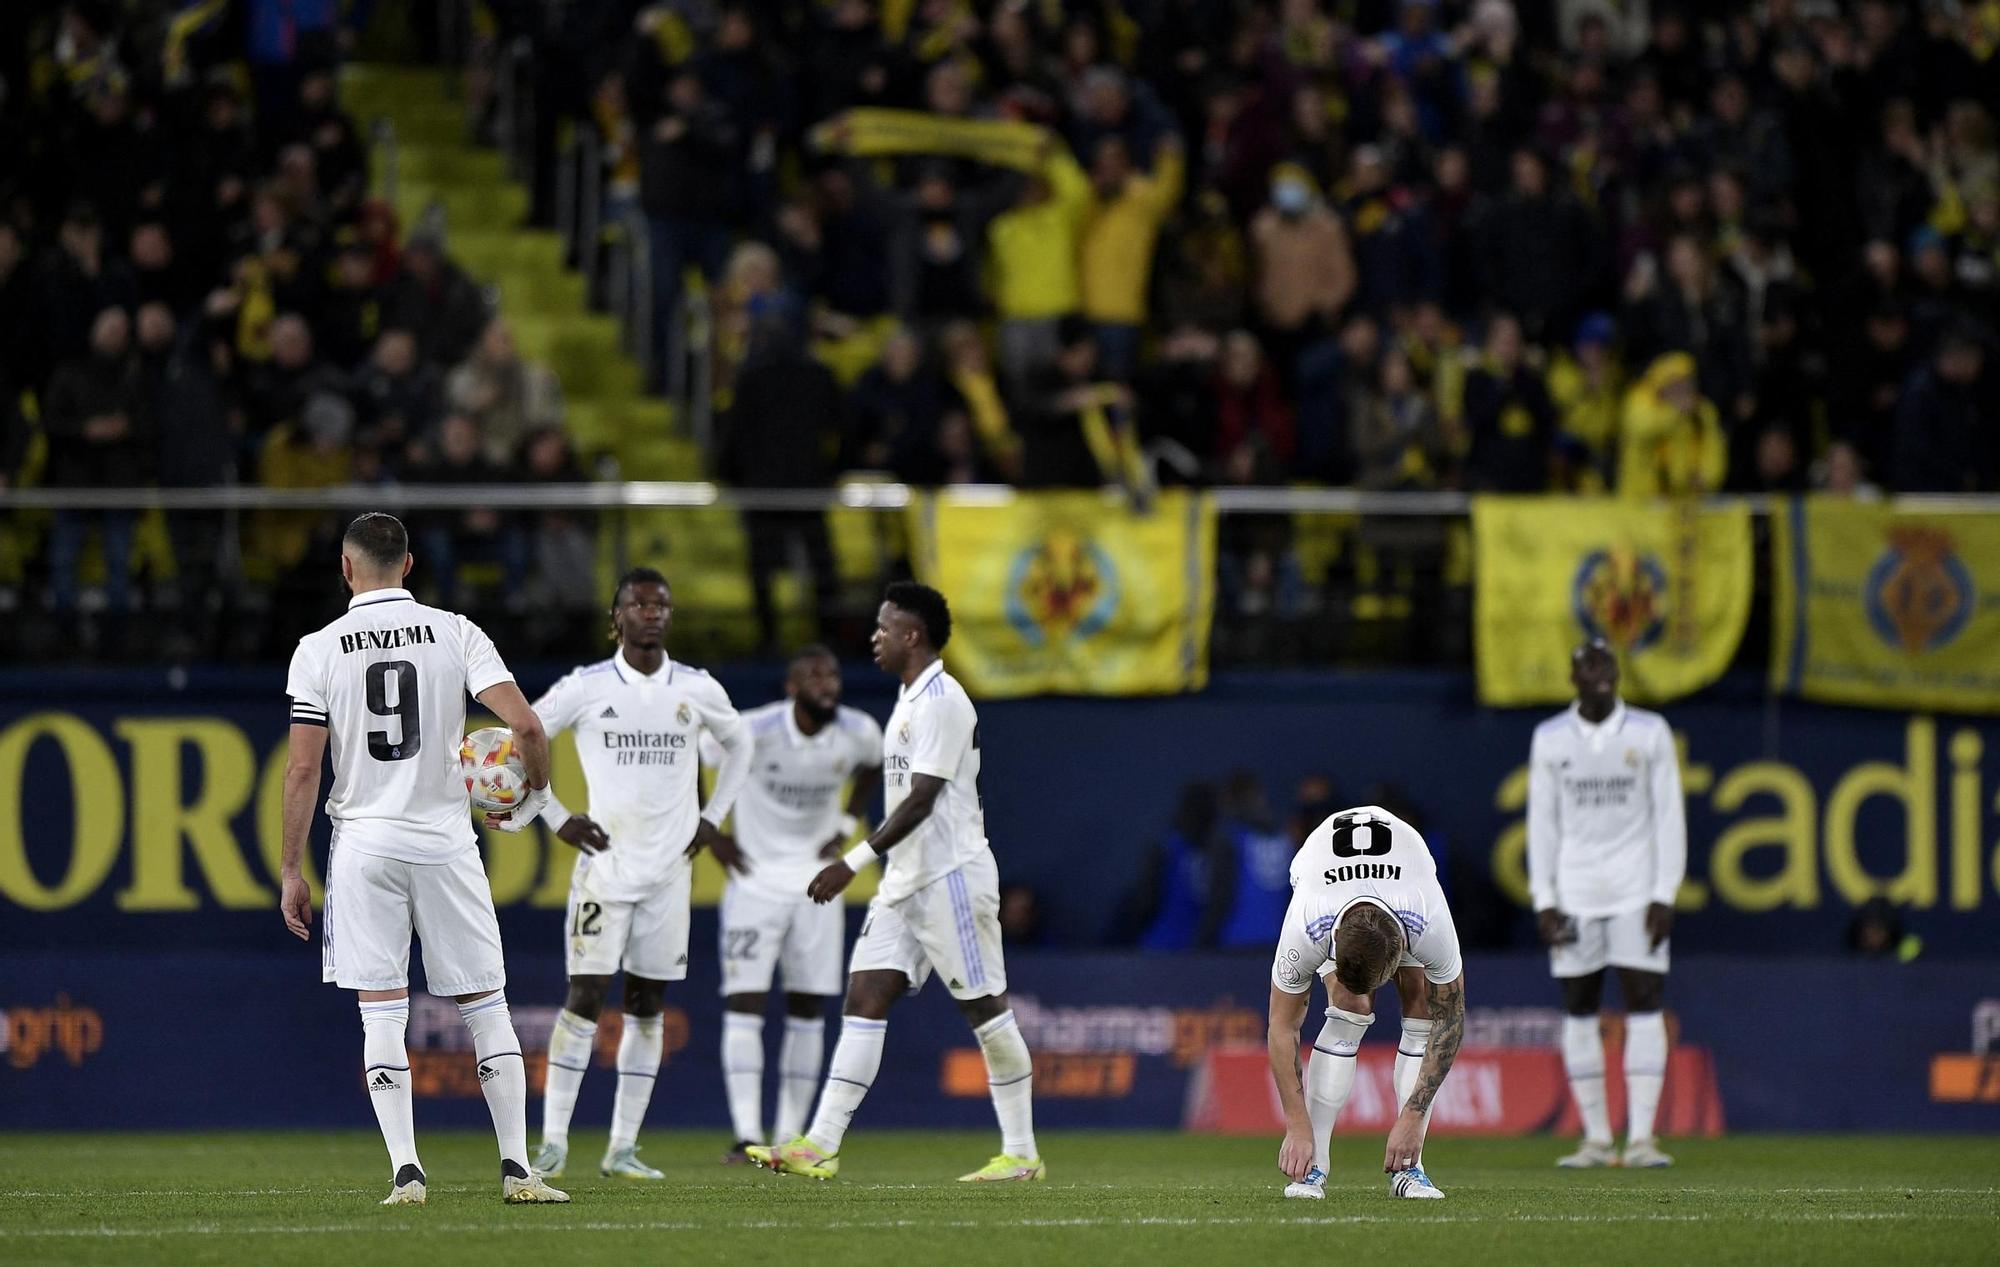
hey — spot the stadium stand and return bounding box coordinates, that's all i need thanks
[2,1,1997,661]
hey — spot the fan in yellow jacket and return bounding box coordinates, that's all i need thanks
[1617,352,1726,497]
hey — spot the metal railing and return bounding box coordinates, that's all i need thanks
[8,484,1997,513]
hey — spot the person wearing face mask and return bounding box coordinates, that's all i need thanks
[1251,163,1356,383]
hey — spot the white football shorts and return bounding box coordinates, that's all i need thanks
[1550,906,1670,977]
[848,851,1006,1001]
[718,883,846,998]
[564,856,691,981]
[322,836,506,996]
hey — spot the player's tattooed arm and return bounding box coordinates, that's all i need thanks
[1383,972,1464,1173]
[1406,974,1466,1116]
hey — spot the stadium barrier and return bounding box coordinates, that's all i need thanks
[7,666,2000,957]
[1,946,1992,1134]
[1184,1044,1725,1138]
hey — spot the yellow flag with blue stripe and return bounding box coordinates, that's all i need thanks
[1473,497,1753,705]
[1771,497,2000,712]
[907,490,1216,698]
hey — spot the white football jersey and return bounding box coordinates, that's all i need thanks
[1271,806,1462,993]
[878,660,989,904]
[285,587,513,864]
[533,650,749,903]
[1526,702,1687,918]
[703,701,883,901]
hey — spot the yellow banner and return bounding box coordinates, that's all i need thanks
[1772,497,2000,713]
[1473,497,1752,706]
[907,490,1216,698]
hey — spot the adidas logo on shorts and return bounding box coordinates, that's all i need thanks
[676,954,689,966]
[600,706,619,719]
[949,979,963,990]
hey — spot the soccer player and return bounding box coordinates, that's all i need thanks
[1528,639,1687,1169]
[1268,805,1465,1201]
[748,583,1043,1183]
[278,512,569,1205]
[710,646,883,1162]
[527,567,752,1180]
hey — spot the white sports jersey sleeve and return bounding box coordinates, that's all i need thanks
[286,640,331,725]
[462,619,512,698]
[691,673,749,827]
[1271,806,1461,992]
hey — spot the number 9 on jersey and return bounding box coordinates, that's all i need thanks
[460,727,528,812]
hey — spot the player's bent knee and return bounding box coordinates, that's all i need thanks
[784,992,827,1019]
[841,970,905,1019]
[724,993,766,1015]
[1619,970,1666,1013]
[955,992,1008,1027]
[565,976,612,1020]
[1559,972,1606,1017]
[622,975,668,1017]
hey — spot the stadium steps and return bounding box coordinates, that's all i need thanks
[343,64,689,481]
[343,64,804,650]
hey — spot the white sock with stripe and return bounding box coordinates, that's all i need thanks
[776,1015,825,1142]
[974,1010,1037,1160]
[360,998,420,1178]
[609,1013,663,1152]
[722,1011,765,1145]
[1624,1012,1669,1146]
[459,994,528,1172]
[805,1016,886,1155]
[1393,1016,1435,1165]
[541,1009,595,1149]
[1307,1006,1373,1172]
[1562,1015,1613,1145]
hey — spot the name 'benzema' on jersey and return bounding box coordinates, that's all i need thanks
[533,649,746,903]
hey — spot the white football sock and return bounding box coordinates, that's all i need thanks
[776,1014,825,1142]
[609,1012,663,1151]
[459,994,528,1171]
[1306,1006,1373,1171]
[1562,1014,1613,1145]
[722,1011,765,1145]
[974,1010,1037,1159]
[541,1009,596,1148]
[805,1015,886,1155]
[1393,1016,1436,1165]
[1624,1011,1669,1145]
[360,998,420,1177]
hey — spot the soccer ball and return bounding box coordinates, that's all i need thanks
[460,727,528,813]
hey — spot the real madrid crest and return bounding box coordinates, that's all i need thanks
[675,701,692,726]
[898,721,912,745]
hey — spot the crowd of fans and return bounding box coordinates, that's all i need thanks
[512,0,2000,507]
[0,2,587,651]
[6,1,2000,654]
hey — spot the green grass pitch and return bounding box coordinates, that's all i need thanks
[2,1131,1994,1266]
